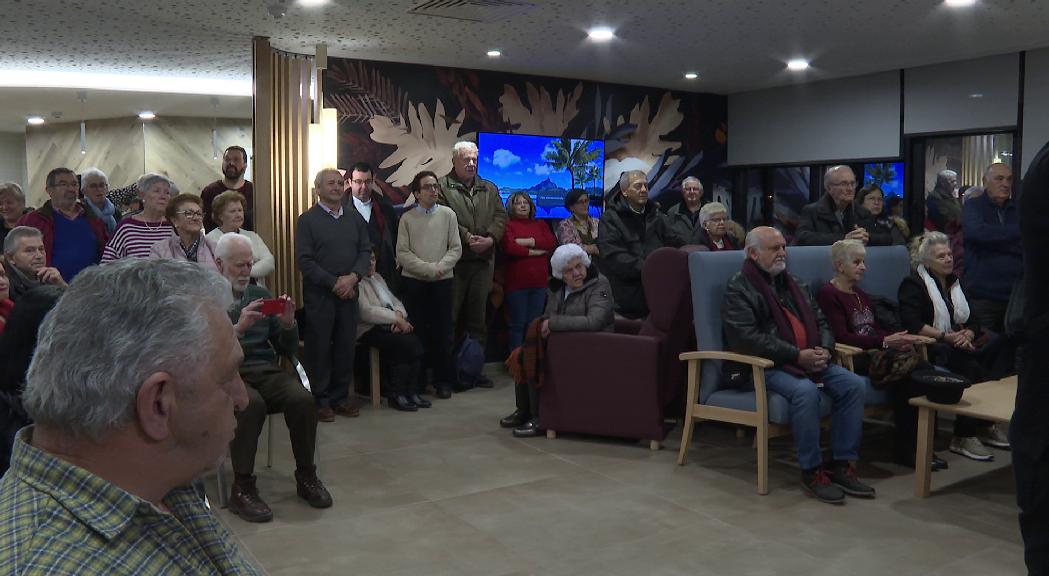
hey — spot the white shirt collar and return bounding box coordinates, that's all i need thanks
[352,195,372,221]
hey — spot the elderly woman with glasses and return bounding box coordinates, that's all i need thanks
[694,202,739,251]
[148,193,218,272]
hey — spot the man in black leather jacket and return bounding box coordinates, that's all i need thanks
[597,170,673,319]
[723,226,872,504]
[795,166,891,247]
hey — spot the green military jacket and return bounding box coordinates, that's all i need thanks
[437,172,507,263]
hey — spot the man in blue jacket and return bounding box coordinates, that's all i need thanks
[962,162,1021,333]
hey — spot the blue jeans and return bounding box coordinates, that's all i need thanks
[764,364,866,470]
[506,287,547,350]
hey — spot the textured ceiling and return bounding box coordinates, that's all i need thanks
[1,0,1047,101]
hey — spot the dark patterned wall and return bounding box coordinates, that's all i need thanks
[323,57,728,209]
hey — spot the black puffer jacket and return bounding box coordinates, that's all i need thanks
[597,193,672,319]
[722,266,835,367]
[794,194,891,246]
[544,265,615,333]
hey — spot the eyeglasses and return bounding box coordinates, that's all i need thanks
[829,180,857,189]
[177,210,204,218]
[706,216,727,224]
[351,179,374,186]
[419,183,439,191]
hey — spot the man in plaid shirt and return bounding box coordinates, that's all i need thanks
[0,259,259,575]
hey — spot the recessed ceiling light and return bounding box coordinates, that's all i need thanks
[27,115,44,125]
[487,50,501,57]
[587,27,615,42]
[945,0,976,7]
[969,93,984,98]
[786,59,810,71]
[684,72,699,80]
[138,111,156,120]
[298,0,329,6]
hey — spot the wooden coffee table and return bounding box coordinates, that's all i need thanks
[909,376,1017,497]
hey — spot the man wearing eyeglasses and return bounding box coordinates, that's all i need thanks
[344,162,400,294]
[794,165,891,247]
[17,167,109,282]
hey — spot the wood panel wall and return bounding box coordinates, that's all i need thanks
[24,116,251,207]
[255,37,314,307]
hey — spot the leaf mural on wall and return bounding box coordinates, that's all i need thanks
[499,82,584,136]
[603,92,685,191]
[325,60,409,125]
[369,99,472,186]
[614,92,684,164]
[435,67,504,133]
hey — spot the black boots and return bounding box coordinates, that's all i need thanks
[504,383,542,437]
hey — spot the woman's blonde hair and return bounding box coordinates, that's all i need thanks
[830,239,866,268]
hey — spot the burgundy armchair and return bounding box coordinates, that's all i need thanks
[538,247,696,448]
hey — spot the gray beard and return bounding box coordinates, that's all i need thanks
[758,260,786,277]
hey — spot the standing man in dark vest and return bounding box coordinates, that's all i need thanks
[437,141,507,390]
[344,162,400,295]
[201,146,254,231]
[296,168,371,422]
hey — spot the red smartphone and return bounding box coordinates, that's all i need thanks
[260,298,284,316]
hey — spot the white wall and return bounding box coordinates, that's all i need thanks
[0,131,27,189]
[904,53,1020,135]
[728,71,901,166]
[1022,47,1049,176]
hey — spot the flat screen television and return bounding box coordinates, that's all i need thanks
[477,132,605,219]
[863,162,904,199]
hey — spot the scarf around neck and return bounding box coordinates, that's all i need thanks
[85,198,117,232]
[740,258,821,379]
[916,265,969,333]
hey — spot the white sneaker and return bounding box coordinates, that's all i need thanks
[950,436,995,462]
[977,424,1010,450]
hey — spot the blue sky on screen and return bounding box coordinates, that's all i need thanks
[478,133,603,190]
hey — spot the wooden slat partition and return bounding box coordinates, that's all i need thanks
[253,37,313,307]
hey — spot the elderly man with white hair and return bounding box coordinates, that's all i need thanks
[437,140,507,390]
[80,167,120,233]
[597,169,674,319]
[500,243,614,438]
[0,258,261,574]
[214,232,330,523]
[665,176,705,244]
[795,165,890,247]
[723,226,871,504]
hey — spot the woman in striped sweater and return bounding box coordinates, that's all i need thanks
[101,173,174,264]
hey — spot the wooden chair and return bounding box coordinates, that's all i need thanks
[677,246,915,495]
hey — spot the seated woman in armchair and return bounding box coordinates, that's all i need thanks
[500,243,614,438]
[897,231,1012,462]
[815,240,940,469]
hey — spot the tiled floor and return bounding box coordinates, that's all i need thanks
[206,368,1026,575]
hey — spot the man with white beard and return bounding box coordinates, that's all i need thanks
[722,226,871,505]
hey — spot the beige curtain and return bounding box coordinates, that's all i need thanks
[253,38,313,307]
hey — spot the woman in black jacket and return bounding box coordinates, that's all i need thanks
[898,231,1011,462]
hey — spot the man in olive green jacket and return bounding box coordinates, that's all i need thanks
[437,141,507,388]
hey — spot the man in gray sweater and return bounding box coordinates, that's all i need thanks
[296,168,372,421]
